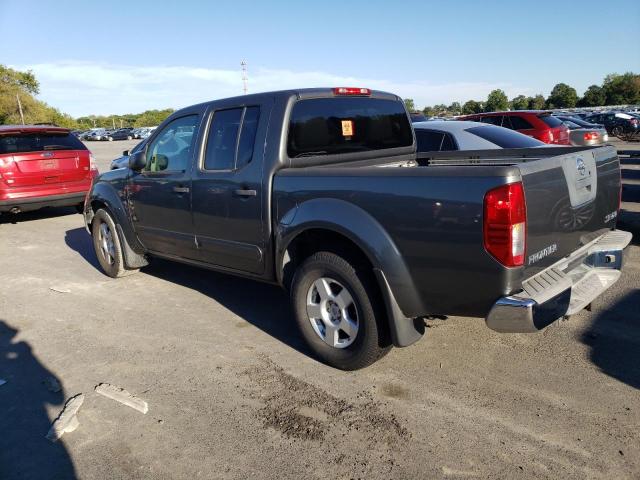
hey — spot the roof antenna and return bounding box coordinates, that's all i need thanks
[241,60,248,94]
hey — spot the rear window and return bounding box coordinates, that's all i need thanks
[538,115,564,128]
[287,97,413,158]
[465,125,545,148]
[0,132,87,154]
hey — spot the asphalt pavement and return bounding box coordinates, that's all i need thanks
[0,138,638,479]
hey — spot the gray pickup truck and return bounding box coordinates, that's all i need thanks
[83,87,631,370]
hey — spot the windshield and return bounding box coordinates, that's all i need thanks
[287,97,413,158]
[465,125,545,148]
[0,132,87,154]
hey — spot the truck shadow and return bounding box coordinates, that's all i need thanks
[141,258,312,357]
[63,227,310,357]
[581,290,640,390]
[0,320,77,479]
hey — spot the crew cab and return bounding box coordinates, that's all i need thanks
[83,88,631,370]
[1,125,98,214]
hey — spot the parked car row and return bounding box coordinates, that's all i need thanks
[73,126,157,141]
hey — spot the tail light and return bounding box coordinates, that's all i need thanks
[483,182,527,267]
[89,153,98,172]
[333,87,371,96]
[630,119,638,125]
[584,131,599,141]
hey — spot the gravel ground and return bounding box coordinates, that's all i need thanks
[0,139,638,480]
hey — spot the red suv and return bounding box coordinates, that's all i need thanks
[0,125,98,214]
[457,111,570,145]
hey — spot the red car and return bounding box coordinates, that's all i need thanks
[457,111,570,145]
[0,125,98,214]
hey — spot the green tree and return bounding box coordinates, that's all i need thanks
[403,98,415,112]
[462,100,483,114]
[577,85,606,107]
[528,94,546,110]
[0,65,40,95]
[510,95,529,110]
[546,83,578,108]
[484,89,509,112]
[602,72,640,105]
[447,102,462,114]
[422,106,434,116]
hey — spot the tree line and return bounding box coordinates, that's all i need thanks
[2,64,638,128]
[405,72,640,116]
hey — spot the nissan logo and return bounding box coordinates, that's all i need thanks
[576,157,586,177]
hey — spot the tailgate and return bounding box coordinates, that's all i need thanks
[519,145,621,276]
[10,150,91,187]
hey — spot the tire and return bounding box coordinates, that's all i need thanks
[91,208,138,278]
[290,251,391,370]
[108,137,113,142]
[612,126,624,138]
[127,136,132,140]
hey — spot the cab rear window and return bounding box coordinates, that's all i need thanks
[0,132,87,154]
[287,97,413,158]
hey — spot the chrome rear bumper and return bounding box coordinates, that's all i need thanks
[486,230,632,333]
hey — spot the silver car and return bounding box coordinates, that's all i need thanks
[413,120,546,152]
[555,116,608,146]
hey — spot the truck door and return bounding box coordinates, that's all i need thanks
[191,100,270,274]
[128,113,200,258]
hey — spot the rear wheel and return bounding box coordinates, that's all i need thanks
[612,126,624,138]
[291,251,391,370]
[91,208,138,278]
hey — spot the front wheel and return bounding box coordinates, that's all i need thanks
[127,136,132,140]
[91,208,138,278]
[290,251,391,370]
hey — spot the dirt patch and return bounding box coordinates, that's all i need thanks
[243,355,410,470]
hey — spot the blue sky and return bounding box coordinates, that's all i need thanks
[1,0,639,116]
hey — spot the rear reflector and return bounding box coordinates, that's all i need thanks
[584,131,599,141]
[483,182,527,267]
[333,87,371,96]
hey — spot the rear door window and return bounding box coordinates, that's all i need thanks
[440,133,457,151]
[509,116,534,130]
[0,132,87,154]
[415,130,444,152]
[465,125,545,148]
[480,116,503,126]
[287,97,413,158]
[203,106,261,171]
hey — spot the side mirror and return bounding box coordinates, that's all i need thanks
[123,150,129,156]
[129,151,146,171]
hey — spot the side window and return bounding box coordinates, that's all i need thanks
[440,133,457,151]
[415,130,445,152]
[510,116,534,130]
[501,116,514,129]
[480,116,503,126]
[204,108,243,170]
[236,106,260,169]
[145,115,198,172]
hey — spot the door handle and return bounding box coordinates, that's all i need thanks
[172,186,190,194]
[233,189,257,197]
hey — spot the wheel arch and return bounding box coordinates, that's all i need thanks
[276,198,425,347]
